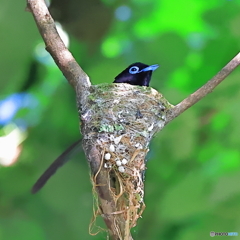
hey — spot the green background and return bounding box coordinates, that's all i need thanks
[0,0,240,239]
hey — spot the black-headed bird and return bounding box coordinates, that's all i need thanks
[114,62,159,87]
[32,62,159,193]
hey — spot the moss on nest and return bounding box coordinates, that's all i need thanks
[81,83,173,239]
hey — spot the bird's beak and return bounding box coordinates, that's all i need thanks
[141,64,159,72]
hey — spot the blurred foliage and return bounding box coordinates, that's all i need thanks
[0,0,240,239]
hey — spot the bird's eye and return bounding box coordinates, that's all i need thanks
[129,66,140,74]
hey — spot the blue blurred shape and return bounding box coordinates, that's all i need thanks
[0,96,17,124]
[115,5,132,21]
[187,33,205,50]
[0,93,38,125]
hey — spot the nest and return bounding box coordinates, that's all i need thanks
[79,83,173,239]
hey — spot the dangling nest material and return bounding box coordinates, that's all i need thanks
[79,83,173,240]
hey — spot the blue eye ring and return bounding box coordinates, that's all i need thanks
[129,66,140,74]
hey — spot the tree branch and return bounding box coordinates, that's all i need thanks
[26,0,91,106]
[166,52,240,124]
[27,1,240,239]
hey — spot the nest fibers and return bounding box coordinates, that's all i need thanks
[79,83,173,239]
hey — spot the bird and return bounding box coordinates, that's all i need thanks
[32,62,159,193]
[114,62,159,87]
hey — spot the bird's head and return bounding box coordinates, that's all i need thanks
[114,62,159,87]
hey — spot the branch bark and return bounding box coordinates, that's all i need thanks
[166,52,240,124]
[26,0,91,107]
[27,1,240,239]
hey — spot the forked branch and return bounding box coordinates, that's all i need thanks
[27,0,240,239]
[26,0,240,119]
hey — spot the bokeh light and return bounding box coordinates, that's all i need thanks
[115,5,132,21]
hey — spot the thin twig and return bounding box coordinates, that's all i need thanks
[166,52,240,124]
[26,0,91,104]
